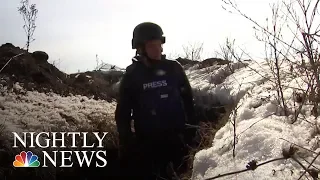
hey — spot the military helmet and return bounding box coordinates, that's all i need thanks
[132,22,166,49]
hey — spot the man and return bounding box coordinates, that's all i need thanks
[115,22,197,180]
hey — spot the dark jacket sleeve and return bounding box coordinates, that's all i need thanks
[174,61,198,126]
[115,69,133,147]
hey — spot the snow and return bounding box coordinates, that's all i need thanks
[0,82,117,149]
[187,61,269,105]
[191,60,320,180]
[1,58,319,179]
[74,74,92,79]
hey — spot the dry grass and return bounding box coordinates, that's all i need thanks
[178,103,234,180]
[0,110,119,180]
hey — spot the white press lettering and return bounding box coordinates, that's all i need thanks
[143,80,168,90]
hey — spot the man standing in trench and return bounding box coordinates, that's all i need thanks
[115,22,198,179]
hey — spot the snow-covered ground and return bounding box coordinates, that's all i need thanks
[0,83,117,149]
[1,59,318,180]
[191,60,319,180]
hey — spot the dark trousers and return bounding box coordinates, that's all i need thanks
[119,130,187,180]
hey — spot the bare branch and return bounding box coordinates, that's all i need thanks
[18,0,38,52]
[0,53,26,73]
[279,138,318,155]
[182,42,204,61]
[298,151,320,179]
[204,157,287,180]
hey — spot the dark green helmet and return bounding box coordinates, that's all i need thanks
[132,22,166,49]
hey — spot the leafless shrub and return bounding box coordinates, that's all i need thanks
[216,38,236,62]
[50,58,62,70]
[222,0,320,122]
[215,37,243,73]
[166,51,181,60]
[18,0,38,52]
[209,0,320,179]
[182,42,204,61]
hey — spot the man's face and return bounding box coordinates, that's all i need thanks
[144,40,163,60]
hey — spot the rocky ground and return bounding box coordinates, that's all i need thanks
[0,43,124,102]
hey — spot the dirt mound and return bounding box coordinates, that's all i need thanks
[0,43,124,102]
[197,57,230,69]
[176,57,199,65]
[175,57,231,70]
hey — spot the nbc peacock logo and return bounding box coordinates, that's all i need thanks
[13,151,40,167]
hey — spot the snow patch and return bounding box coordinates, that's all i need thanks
[0,83,117,148]
[192,61,319,180]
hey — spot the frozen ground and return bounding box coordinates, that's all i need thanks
[190,60,320,180]
[0,83,117,149]
[0,59,318,180]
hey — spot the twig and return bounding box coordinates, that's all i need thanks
[292,156,308,172]
[293,82,312,123]
[237,113,275,138]
[169,162,181,180]
[292,156,319,180]
[204,157,286,180]
[298,155,320,171]
[222,0,301,53]
[280,138,318,156]
[232,82,243,158]
[185,123,213,130]
[226,48,312,93]
[298,151,320,180]
[0,53,26,73]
